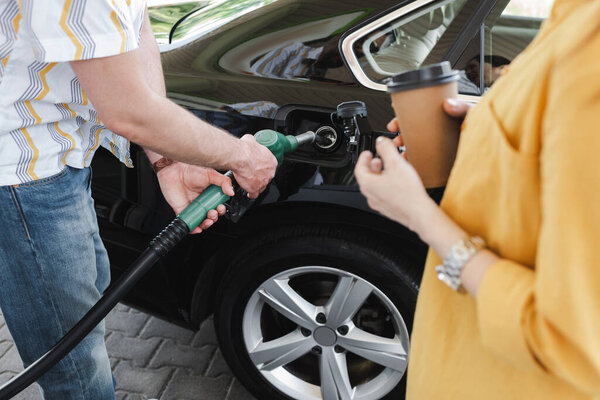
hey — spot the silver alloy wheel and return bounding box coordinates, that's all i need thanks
[242,266,409,400]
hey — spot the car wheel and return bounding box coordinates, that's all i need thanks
[214,227,417,400]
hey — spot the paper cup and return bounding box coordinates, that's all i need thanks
[387,62,461,188]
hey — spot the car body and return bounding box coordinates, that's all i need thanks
[91,1,548,398]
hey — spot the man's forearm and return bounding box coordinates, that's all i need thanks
[107,88,247,171]
[138,8,171,165]
[71,47,248,173]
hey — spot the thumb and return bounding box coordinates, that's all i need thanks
[375,136,401,167]
[443,98,471,118]
[207,169,235,196]
[354,150,374,181]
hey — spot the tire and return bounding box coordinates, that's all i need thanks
[214,226,418,400]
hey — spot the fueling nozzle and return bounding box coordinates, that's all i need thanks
[254,129,315,164]
[177,130,315,231]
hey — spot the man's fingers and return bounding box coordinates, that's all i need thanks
[375,137,402,167]
[386,118,399,133]
[443,98,471,118]
[199,218,214,231]
[206,209,218,221]
[206,169,235,196]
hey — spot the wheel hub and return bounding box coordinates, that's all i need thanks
[243,266,410,400]
[313,326,337,346]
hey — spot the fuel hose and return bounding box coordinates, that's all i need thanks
[0,130,315,400]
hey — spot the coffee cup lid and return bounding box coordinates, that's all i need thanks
[386,61,459,93]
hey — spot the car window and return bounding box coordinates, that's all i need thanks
[458,0,554,94]
[353,0,469,84]
[345,0,554,95]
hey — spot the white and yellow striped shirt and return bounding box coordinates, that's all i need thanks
[0,0,146,185]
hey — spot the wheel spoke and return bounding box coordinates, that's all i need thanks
[338,327,408,372]
[258,278,318,329]
[320,347,354,400]
[248,330,315,371]
[326,276,373,327]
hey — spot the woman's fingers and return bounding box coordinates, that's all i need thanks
[444,98,471,118]
[392,135,403,147]
[370,157,383,173]
[386,118,399,133]
[354,150,374,178]
[375,137,403,167]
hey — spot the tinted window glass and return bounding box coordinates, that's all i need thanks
[456,0,553,94]
[348,0,553,95]
[352,0,469,84]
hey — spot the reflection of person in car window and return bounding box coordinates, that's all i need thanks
[250,42,324,79]
[355,0,600,398]
[249,39,343,80]
[458,55,511,95]
[467,55,511,86]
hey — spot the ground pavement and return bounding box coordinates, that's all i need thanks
[0,305,257,400]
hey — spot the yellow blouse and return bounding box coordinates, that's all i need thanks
[406,0,600,398]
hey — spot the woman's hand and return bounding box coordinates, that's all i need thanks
[354,137,437,233]
[386,98,472,134]
[444,98,472,119]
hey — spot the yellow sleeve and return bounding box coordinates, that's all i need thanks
[476,30,600,394]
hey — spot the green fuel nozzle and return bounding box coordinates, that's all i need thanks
[177,130,315,231]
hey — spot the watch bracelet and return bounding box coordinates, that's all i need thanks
[435,236,486,291]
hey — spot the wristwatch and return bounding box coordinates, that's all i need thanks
[435,236,486,291]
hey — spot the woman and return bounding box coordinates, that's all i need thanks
[354,0,600,398]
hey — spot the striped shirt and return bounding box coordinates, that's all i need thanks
[0,0,146,186]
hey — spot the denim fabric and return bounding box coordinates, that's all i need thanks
[0,167,115,399]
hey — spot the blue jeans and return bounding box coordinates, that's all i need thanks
[0,167,115,399]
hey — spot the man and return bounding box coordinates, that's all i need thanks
[0,1,277,399]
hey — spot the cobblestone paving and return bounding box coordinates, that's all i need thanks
[0,305,257,400]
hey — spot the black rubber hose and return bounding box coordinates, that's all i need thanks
[0,218,189,400]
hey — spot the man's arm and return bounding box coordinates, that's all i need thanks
[70,19,277,198]
[136,9,167,166]
[128,9,231,233]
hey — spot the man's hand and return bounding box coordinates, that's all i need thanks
[156,163,235,234]
[232,134,278,199]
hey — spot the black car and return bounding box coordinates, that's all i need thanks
[91,1,548,398]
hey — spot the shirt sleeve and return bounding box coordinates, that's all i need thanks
[19,0,146,62]
[476,30,600,394]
